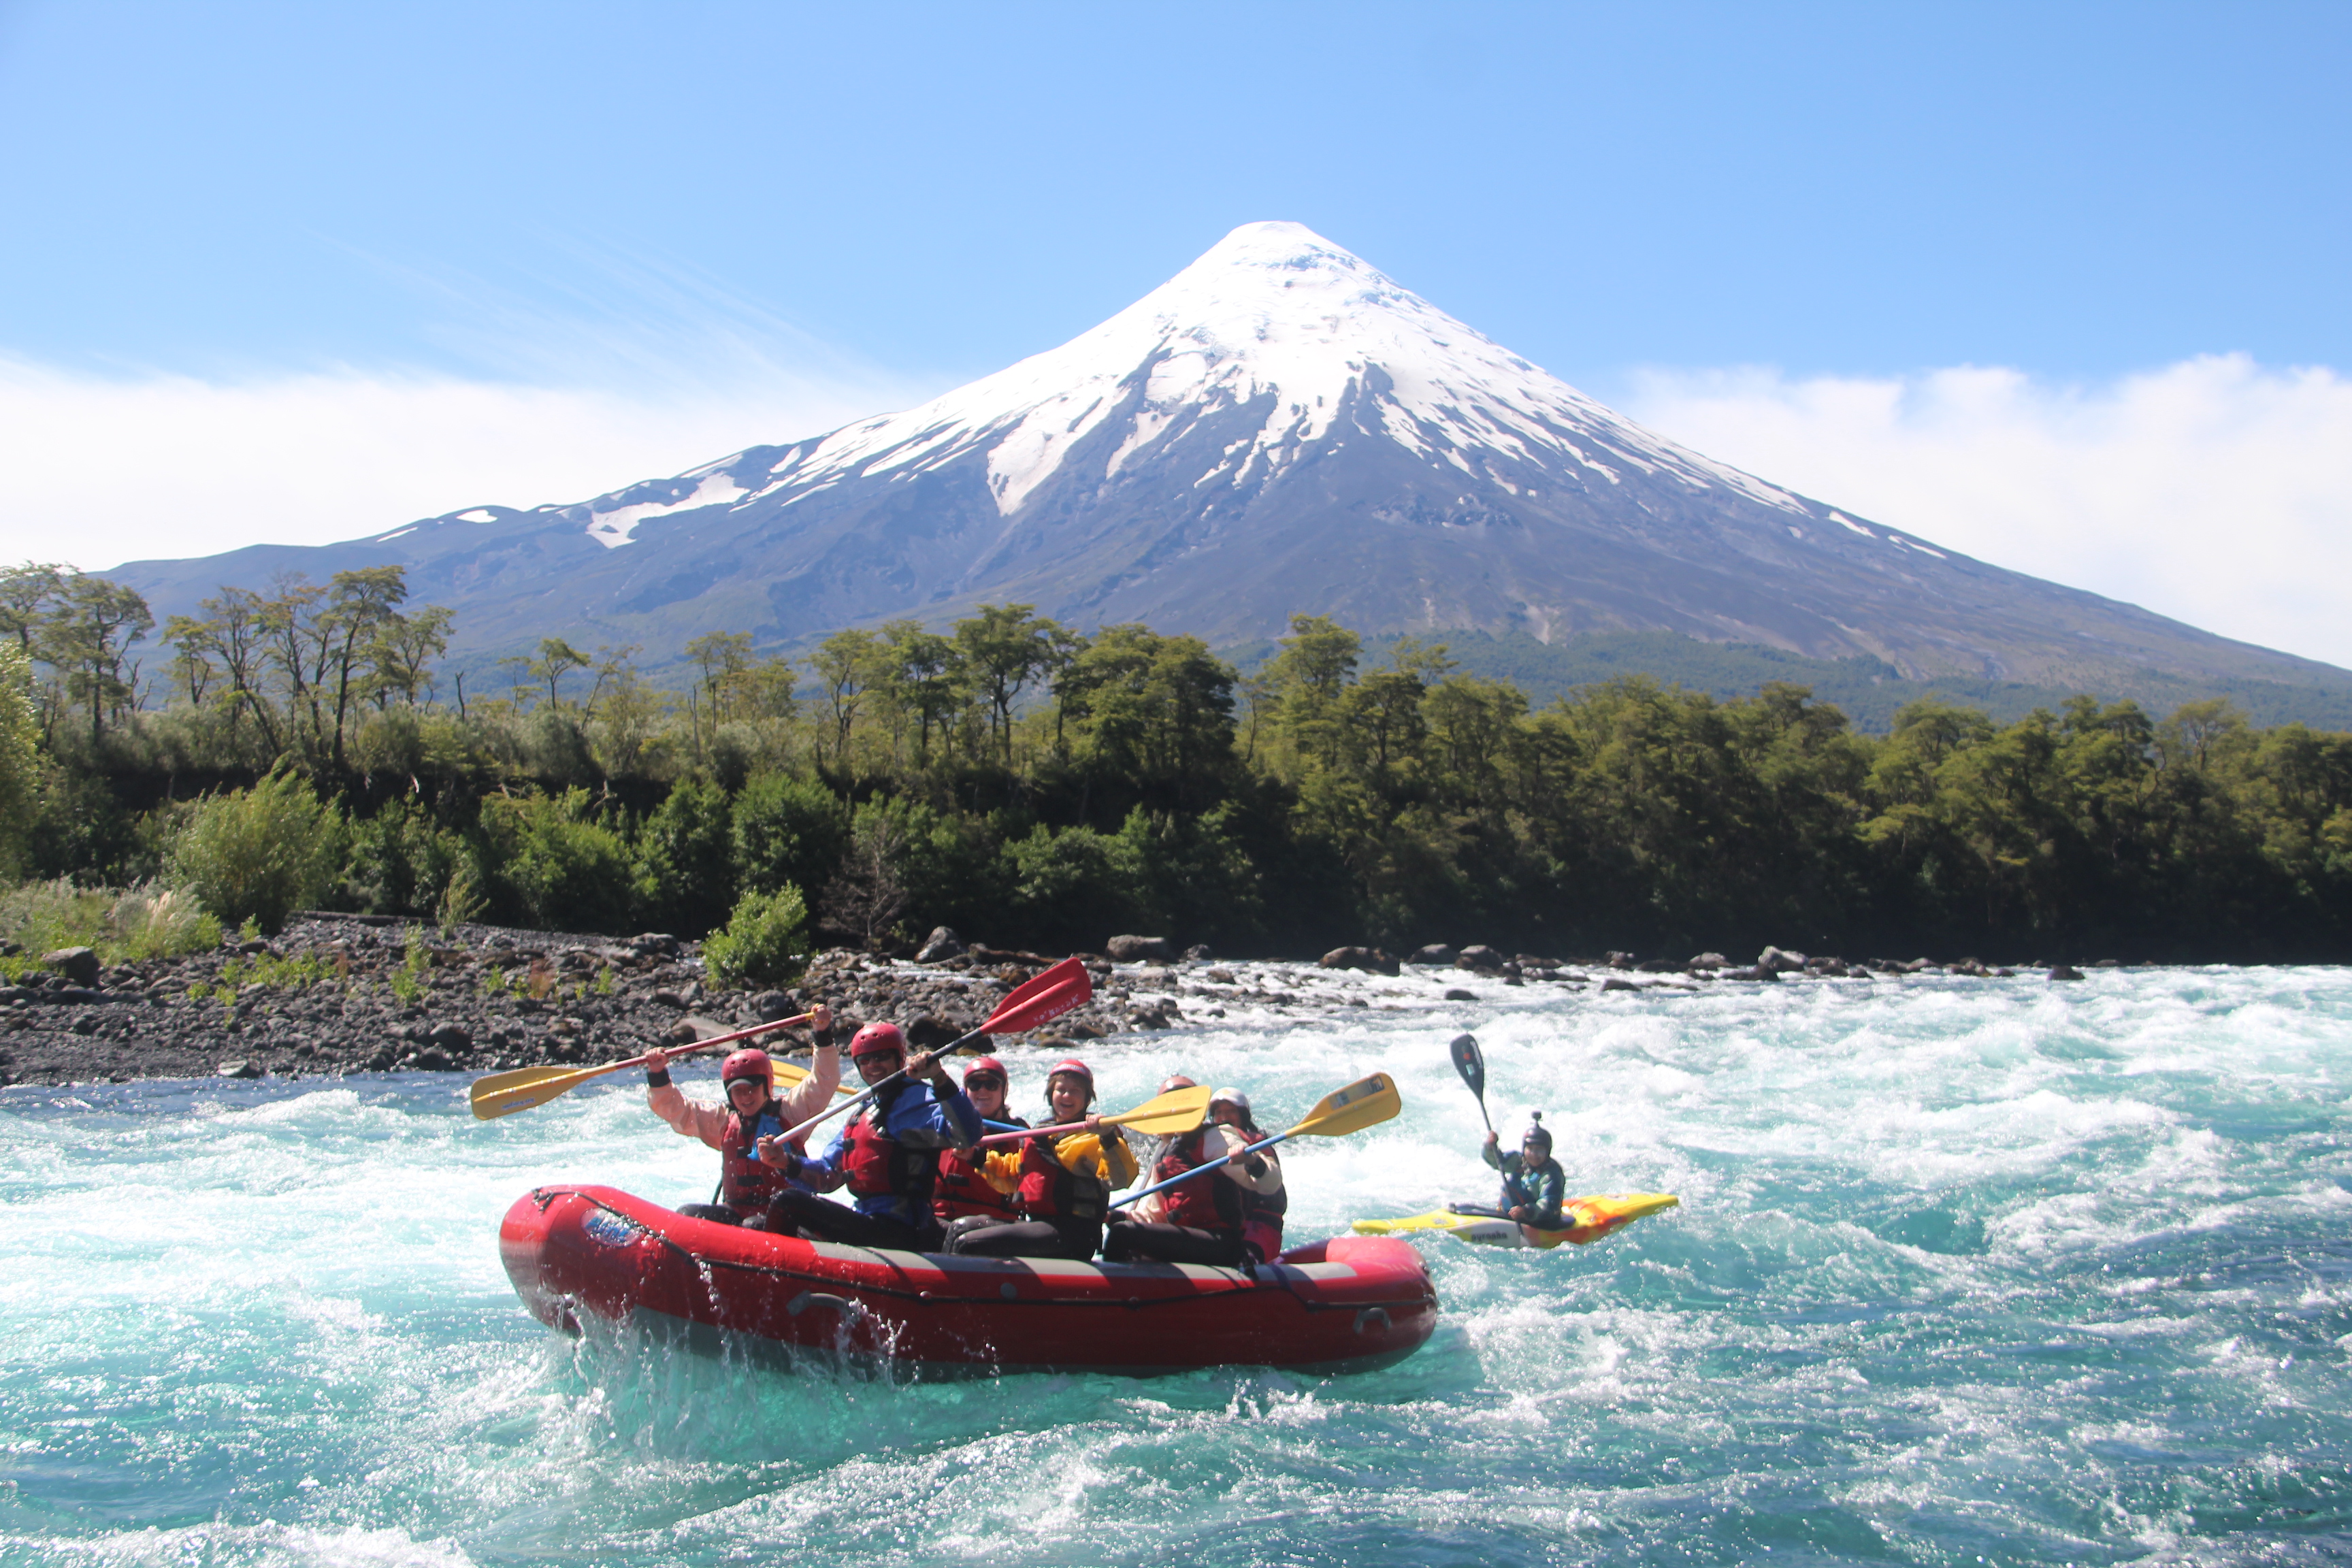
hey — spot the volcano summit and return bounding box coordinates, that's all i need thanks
[117,222,2350,702]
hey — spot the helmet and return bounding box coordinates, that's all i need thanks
[963,1055,1008,1084]
[1208,1086,1250,1115]
[1047,1058,1095,1105]
[1158,1074,1198,1094]
[1522,1112,1552,1151]
[849,1022,908,1060]
[719,1048,772,1088]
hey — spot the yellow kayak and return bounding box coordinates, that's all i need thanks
[1352,1193,1680,1250]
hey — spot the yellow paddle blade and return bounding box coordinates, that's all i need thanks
[773,1060,860,1098]
[1292,1073,1401,1138]
[470,1062,612,1120]
[1102,1084,1213,1136]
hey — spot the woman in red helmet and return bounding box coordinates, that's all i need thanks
[947,1058,1138,1260]
[760,1020,981,1250]
[934,1056,1026,1240]
[641,1004,838,1225]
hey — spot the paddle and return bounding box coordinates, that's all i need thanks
[973,1084,1213,1147]
[773,956,1095,1147]
[1450,1032,1494,1134]
[468,1011,816,1121]
[1110,1073,1401,1210]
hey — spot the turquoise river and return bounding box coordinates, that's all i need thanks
[1,963,2347,1566]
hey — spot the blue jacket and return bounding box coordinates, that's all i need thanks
[803,1079,983,1222]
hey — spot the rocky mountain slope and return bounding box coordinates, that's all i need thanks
[114,222,2352,704]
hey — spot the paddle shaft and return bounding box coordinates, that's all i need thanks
[773,1019,990,1145]
[1111,1125,1290,1210]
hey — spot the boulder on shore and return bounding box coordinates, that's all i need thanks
[1757,946,1808,973]
[1407,944,1456,966]
[1107,935,1174,963]
[915,927,964,963]
[1455,945,1507,973]
[41,947,101,987]
[1688,952,1730,970]
[1320,945,1401,976]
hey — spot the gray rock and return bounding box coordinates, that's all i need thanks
[1757,947,1808,973]
[409,1047,454,1071]
[1320,946,1400,975]
[631,933,681,956]
[39,947,100,986]
[218,1058,263,1079]
[1183,943,1213,962]
[1408,944,1456,966]
[915,927,964,963]
[1443,988,1477,1002]
[1107,935,1175,963]
[906,1014,959,1052]
[750,990,797,1021]
[1601,976,1641,992]
[2048,964,2085,981]
[427,1022,472,1051]
[1455,945,1507,973]
[1688,952,1730,970]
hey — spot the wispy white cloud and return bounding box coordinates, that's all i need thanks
[0,354,932,570]
[1621,353,2352,671]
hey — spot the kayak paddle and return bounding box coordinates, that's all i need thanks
[973,1084,1213,1147]
[468,1011,814,1120]
[1110,1073,1401,1210]
[1449,1032,1493,1134]
[775,956,1095,1147]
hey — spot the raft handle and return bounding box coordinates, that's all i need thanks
[788,1292,868,1320]
[1354,1307,1390,1335]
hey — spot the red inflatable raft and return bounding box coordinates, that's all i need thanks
[500,1184,1440,1377]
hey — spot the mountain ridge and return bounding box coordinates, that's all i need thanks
[112,221,2352,713]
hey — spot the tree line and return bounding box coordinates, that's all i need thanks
[4,559,2351,963]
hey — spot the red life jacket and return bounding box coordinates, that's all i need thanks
[1153,1130,1243,1235]
[1017,1136,1113,1222]
[1239,1164,1286,1260]
[935,1116,1024,1222]
[718,1102,798,1214]
[840,1085,938,1204]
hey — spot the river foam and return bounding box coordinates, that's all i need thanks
[2,964,2347,1565]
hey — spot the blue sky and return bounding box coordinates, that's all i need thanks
[2,1,2348,661]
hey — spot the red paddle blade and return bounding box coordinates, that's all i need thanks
[977,956,1092,1037]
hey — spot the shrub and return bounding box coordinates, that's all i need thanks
[732,773,848,902]
[634,777,736,935]
[485,788,633,933]
[0,644,37,879]
[0,877,218,972]
[169,769,341,933]
[341,798,467,917]
[702,883,811,990]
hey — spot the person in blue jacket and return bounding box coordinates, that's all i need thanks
[1482,1114,1567,1230]
[760,1021,981,1250]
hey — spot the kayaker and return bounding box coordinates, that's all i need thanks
[759,1022,982,1249]
[1101,1089,1281,1269]
[947,1058,1137,1260]
[642,1004,839,1226]
[1482,1114,1567,1229]
[1207,1087,1286,1262]
[934,1056,1026,1241]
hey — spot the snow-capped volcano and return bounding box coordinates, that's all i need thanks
[114,223,2351,701]
[694,220,1803,534]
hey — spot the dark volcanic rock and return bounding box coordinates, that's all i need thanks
[1455,946,1507,973]
[1408,944,1455,966]
[915,927,964,963]
[40,947,101,986]
[2048,964,2085,981]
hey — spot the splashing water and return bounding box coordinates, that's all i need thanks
[1,965,2347,1566]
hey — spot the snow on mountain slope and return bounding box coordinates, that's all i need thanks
[639,221,1810,540]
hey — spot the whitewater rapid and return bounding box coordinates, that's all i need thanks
[1,964,2346,1566]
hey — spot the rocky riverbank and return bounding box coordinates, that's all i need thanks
[0,913,2114,1090]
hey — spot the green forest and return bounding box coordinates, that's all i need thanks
[3,559,2351,966]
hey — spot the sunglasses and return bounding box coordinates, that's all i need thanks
[964,1073,1007,1090]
